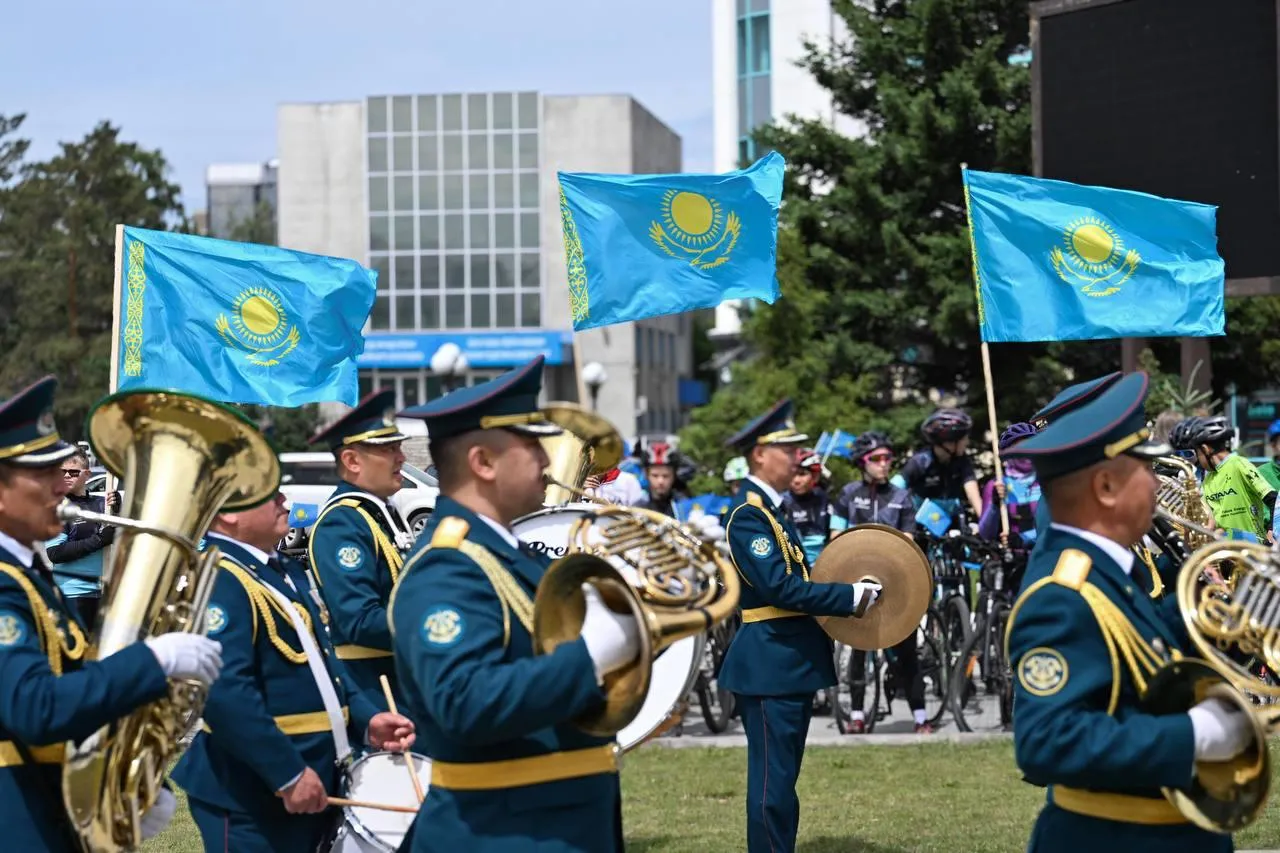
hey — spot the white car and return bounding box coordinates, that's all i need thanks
[278,452,439,550]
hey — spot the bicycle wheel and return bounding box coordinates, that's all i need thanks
[918,631,949,727]
[697,632,735,733]
[942,595,973,668]
[831,643,857,734]
[845,648,881,733]
[949,614,1009,733]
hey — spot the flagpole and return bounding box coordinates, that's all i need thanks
[571,333,588,406]
[109,224,123,397]
[961,164,1009,539]
[819,429,837,466]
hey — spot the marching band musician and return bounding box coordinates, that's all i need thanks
[389,355,640,853]
[0,376,223,852]
[1005,371,1251,853]
[307,389,415,709]
[720,399,882,853]
[172,487,415,852]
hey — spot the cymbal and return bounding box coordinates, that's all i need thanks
[810,524,933,650]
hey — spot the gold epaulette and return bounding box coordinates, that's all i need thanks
[431,517,470,549]
[746,492,764,508]
[1051,549,1092,590]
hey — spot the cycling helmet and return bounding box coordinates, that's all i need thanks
[796,449,823,474]
[643,441,676,468]
[851,431,892,462]
[1169,417,1200,451]
[921,408,973,444]
[1268,419,1280,441]
[999,422,1037,451]
[1183,415,1232,448]
[723,456,748,482]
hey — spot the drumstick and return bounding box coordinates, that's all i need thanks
[328,796,419,815]
[381,674,425,804]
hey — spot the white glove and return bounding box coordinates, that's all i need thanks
[139,787,177,840]
[687,514,725,543]
[144,633,224,684]
[579,585,640,684]
[851,582,882,616]
[1188,696,1253,762]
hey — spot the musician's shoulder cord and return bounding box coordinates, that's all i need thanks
[0,561,88,675]
[309,497,405,584]
[724,494,806,583]
[217,557,313,665]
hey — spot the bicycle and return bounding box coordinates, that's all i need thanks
[833,625,948,734]
[693,610,740,733]
[949,535,1023,733]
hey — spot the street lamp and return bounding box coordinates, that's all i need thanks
[430,342,469,393]
[582,361,607,411]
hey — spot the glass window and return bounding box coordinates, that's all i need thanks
[519,173,538,208]
[738,138,751,166]
[394,215,415,251]
[751,16,771,73]
[369,216,389,251]
[367,96,388,133]
[418,175,439,210]
[468,174,489,209]
[417,136,438,172]
[394,176,414,211]
[367,137,388,173]
[416,95,437,131]
[518,133,538,169]
[750,0,768,11]
[445,255,466,290]
[442,95,462,131]
[392,96,412,132]
[648,328,655,365]
[494,213,514,249]
[520,293,541,327]
[519,253,539,289]
[494,174,514,208]
[358,373,373,398]
[402,375,421,407]
[470,293,491,327]
[372,294,390,329]
[446,294,466,328]
[418,214,440,250]
[370,253,389,287]
[467,94,488,130]
[493,134,514,170]
[517,93,538,129]
[469,214,490,249]
[752,76,771,128]
[493,93,513,130]
[519,213,539,249]
[395,295,416,329]
[443,135,463,171]
[495,253,516,288]
[496,293,516,327]
[443,175,464,209]
[468,134,489,170]
[420,254,441,289]
[369,177,389,213]
[738,81,749,136]
[470,255,490,289]
[444,214,465,250]
[393,136,414,172]
[393,254,414,288]
[737,19,748,76]
[421,294,441,328]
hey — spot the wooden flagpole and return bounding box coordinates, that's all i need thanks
[571,333,588,405]
[103,225,125,493]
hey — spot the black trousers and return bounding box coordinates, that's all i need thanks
[850,634,924,711]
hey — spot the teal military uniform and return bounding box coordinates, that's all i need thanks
[0,377,171,852]
[1006,371,1231,853]
[391,356,623,853]
[307,389,410,711]
[720,399,858,853]
[173,535,381,853]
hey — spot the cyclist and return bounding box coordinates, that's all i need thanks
[784,450,833,565]
[897,409,982,525]
[636,441,687,519]
[723,456,748,495]
[1174,415,1275,542]
[832,431,932,734]
[1258,419,1280,492]
[978,423,1041,552]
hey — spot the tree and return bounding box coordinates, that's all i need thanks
[0,121,185,438]
[227,199,277,246]
[237,404,321,454]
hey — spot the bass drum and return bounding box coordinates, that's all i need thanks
[331,751,430,852]
[513,503,706,750]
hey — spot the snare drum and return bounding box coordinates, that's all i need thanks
[513,503,705,750]
[331,751,431,852]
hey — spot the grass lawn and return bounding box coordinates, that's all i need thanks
[143,741,1280,852]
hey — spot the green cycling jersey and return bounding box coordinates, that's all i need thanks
[1258,458,1280,492]
[1202,453,1275,538]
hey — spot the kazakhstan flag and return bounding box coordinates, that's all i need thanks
[115,227,376,406]
[558,152,785,331]
[963,169,1225,342]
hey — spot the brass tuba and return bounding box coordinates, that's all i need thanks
[1154,455,1215,554]
[539,403,624,505]
[61,390,279,852]
[533,406,740,736]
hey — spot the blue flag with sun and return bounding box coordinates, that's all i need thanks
[557,152,785,331]
[962,169,1225,342]
[115,227,376,406]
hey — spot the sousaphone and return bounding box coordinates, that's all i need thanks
[810,524,933,649]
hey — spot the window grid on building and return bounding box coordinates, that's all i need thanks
[359,368,505,410]
[366,92,544,332]
[736,0,771,165]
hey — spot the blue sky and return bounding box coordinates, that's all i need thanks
[5,0,713,213]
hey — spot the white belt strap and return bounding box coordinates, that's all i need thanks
[259,581,353,764]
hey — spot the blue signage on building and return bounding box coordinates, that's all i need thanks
[358,331,573,369]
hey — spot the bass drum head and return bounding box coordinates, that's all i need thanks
[617,633,704,751]
[342,751,431,853]
[513,503,642,585]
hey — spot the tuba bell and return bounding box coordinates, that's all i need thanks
[532,406,740,736]
[60,389,279,852]
[539,403,624,505]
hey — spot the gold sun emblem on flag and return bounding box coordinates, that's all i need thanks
[215,286,302,366]
[1049,216,1141,298]
[649,190,741,270]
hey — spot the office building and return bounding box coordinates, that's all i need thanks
[206,160,278,241]
[277,93,697,439]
